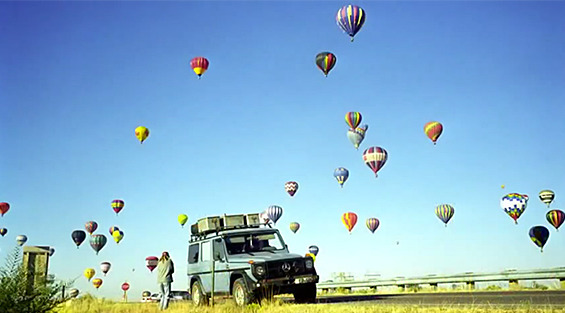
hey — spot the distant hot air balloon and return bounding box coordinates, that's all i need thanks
[111,199,125,215]
[100,262,111,276]
[305,252,316,262]
[49,247,55,256]
[345,112,362,130]
[113,230,124,244]
[0,202,9,217]
[289,222,300,234]
[84,268,95,282]
[190,57,209,79]
[546,209,564,232]
[142,290,151,298]
[334,167,349,188]
[501,185,505,189]
[347,124,368,150]
[539,190,555,208]
[315,52,337,77]
[69,288,80,298]
[529,226,550,253]
[92,278,103,289]
[135,126,150,144]
[90,234,107,255]
[72,230,86,248]
[109,226,120,236]
[121,282,130,291]
[363,146,388,178]
[16,235,27,246]
[308,245,319,256]
[85,221,98,236]
[266,205,283,225]
[146,256,158,272]
[336,5,366,42]
[435,204,455,227]
[424,121,443,145]
[366,218,380,233]
[178,214,188,227]
[285,181,299,197]
[342,212,358,233]
[0,228,7,237]
[500,193,528,224]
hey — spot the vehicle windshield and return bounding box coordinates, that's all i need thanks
[224,231,285,255]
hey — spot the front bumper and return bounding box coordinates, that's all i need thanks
[255,274,319,288]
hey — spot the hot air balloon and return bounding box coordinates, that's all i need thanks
[100,262,111,276]
[315,52,337,77]
[336,5,366,42]
[539,190,555,208]
[142,290,151,298]
[146,256,158,272]
[285,181,299,197]
[289,222,300,234]
[84,268,95,282]
[122,282,130,291]
[347,124,368,150]
[342,212,358,233]
[109,226,120,236]
[266,205,283,225]
[345,112,362,130]
[72,230,86,248]
[113,230,124,244]
[435,204,455,227]
[92,278,103,289]
[69,288,79,298]
[135,126,150,144]
[546,209,564,231]
[529,226,549,252]
[305,252,316,262]
[0,228,7,237]
[190,57,209,79]
[49,247,55,256]
[501,185,505,189]
[334,167,349,188]
[90,234,107,255]
[111,199,125,215]
[308,245,319,256]
[85,221,98,236]
[366,218,380,233]
[0,202,9,217]
[16,235,27,246]
[424,121,443,145]
[363,146,388,178]
[178,214,188,227]
[500,193,528,224]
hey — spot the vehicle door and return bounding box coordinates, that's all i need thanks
[212,237,230,294]
[199,240,213,294]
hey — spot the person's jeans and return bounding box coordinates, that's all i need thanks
[159,282,171,310]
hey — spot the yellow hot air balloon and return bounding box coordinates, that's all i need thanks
[92,278,103,289]
[178,214,188,228]
[112,230,124,244]
[134,126,149,144]
[305,252,316,262]
[84,268,95,282]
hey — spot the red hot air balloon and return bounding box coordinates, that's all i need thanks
[190,57,209,79]
[111,200,125,215]
[146,256,158,272]
[363,147,388,178]
[0,202,10,217]
[342,212,358,233]
[424,121,443,145]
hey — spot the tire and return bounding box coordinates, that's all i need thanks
[293,283,317,304]
[232,278,254,306]
[191,280,208,306]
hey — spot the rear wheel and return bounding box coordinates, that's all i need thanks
[191,281,208,306]
[232,278,254,306]
[293,283,317,304]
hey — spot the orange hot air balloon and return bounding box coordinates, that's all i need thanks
[341,212,358,233]
[92,278,103,289]
[424,121,443,145]
[190,57,209,79]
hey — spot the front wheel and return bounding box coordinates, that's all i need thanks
[191,281,208,306]
[293,283,317,304]
[232,278,254,306]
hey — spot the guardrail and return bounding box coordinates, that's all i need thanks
[317,267,565,291]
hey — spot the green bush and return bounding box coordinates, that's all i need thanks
[485,285,502,291]
[0,246,72,313]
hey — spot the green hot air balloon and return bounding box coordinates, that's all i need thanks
[289,222,300,234]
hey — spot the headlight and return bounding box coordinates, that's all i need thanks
[254,265,265,276]
[305,259,313,269]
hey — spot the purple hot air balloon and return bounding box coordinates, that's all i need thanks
[366,218,380,233]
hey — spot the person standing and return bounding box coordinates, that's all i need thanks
[157,251,174,310]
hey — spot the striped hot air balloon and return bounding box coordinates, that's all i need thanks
[366,218,380,233]
[266,205,283,225]
[85,221,98,235]
[308,245,319,256]
[111,199,125,215]
[333,167,349,188]
[539,190,555,207]
[546,209,564,231]
[363,146,388,178]
[89,234,107,255]
[289,222,300,234]
[345,112,362,130]
[100,262,111,276]
[435,204,454,227]
[336,5,366,42]
[315,52,337,77]
[424,121,443,145]
[285,181,299,197]
[529,226,549,253]
[342,212,358,233]
[190,57,209,79]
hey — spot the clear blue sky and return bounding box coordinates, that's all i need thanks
[1,0,565,300]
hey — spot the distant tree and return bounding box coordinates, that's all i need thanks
[0,246,71,313]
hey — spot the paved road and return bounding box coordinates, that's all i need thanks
[301,291,565,306]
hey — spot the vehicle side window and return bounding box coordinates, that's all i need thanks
[213,238,225,260]
[201,241,211,262]
[188,244,199,264]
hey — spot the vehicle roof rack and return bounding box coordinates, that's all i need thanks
[189,213,270,241]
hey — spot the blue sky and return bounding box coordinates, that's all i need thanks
[1,0,565,300]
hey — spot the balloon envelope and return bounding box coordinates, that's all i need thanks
[100,262,111,275]
[84,268,95,281]
[266,205,283,225]
[111,200,125,215]
[146,256,158,272]
[529,226,549,252]
[190,57,209,77]
[500,193,528,224]
[85,221,98,235]
[92,278,103,289]
[109,226,120,236]
[342,212,358,233]
[178,214,189,227]
[334,167,349,187]
[69,288,79,298]
[0,202,9,216]
[289,222,300,234]
[366,218,380,233]
[113,230,124,244]
[424,121,443,145]
[308,245,319,256]
[16,235,27,246]
[345,112,362,130]
[90,234,107,255]
[315,52,337,76]
[336,5,366,41]
[284,181,299,197]
[539,190,555,207]
[363,147,388,177]
[0,228,7,237]
[546,209,564,231]
[134,126,149,144]
[435,204,455,226]
[72,230,86,248]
